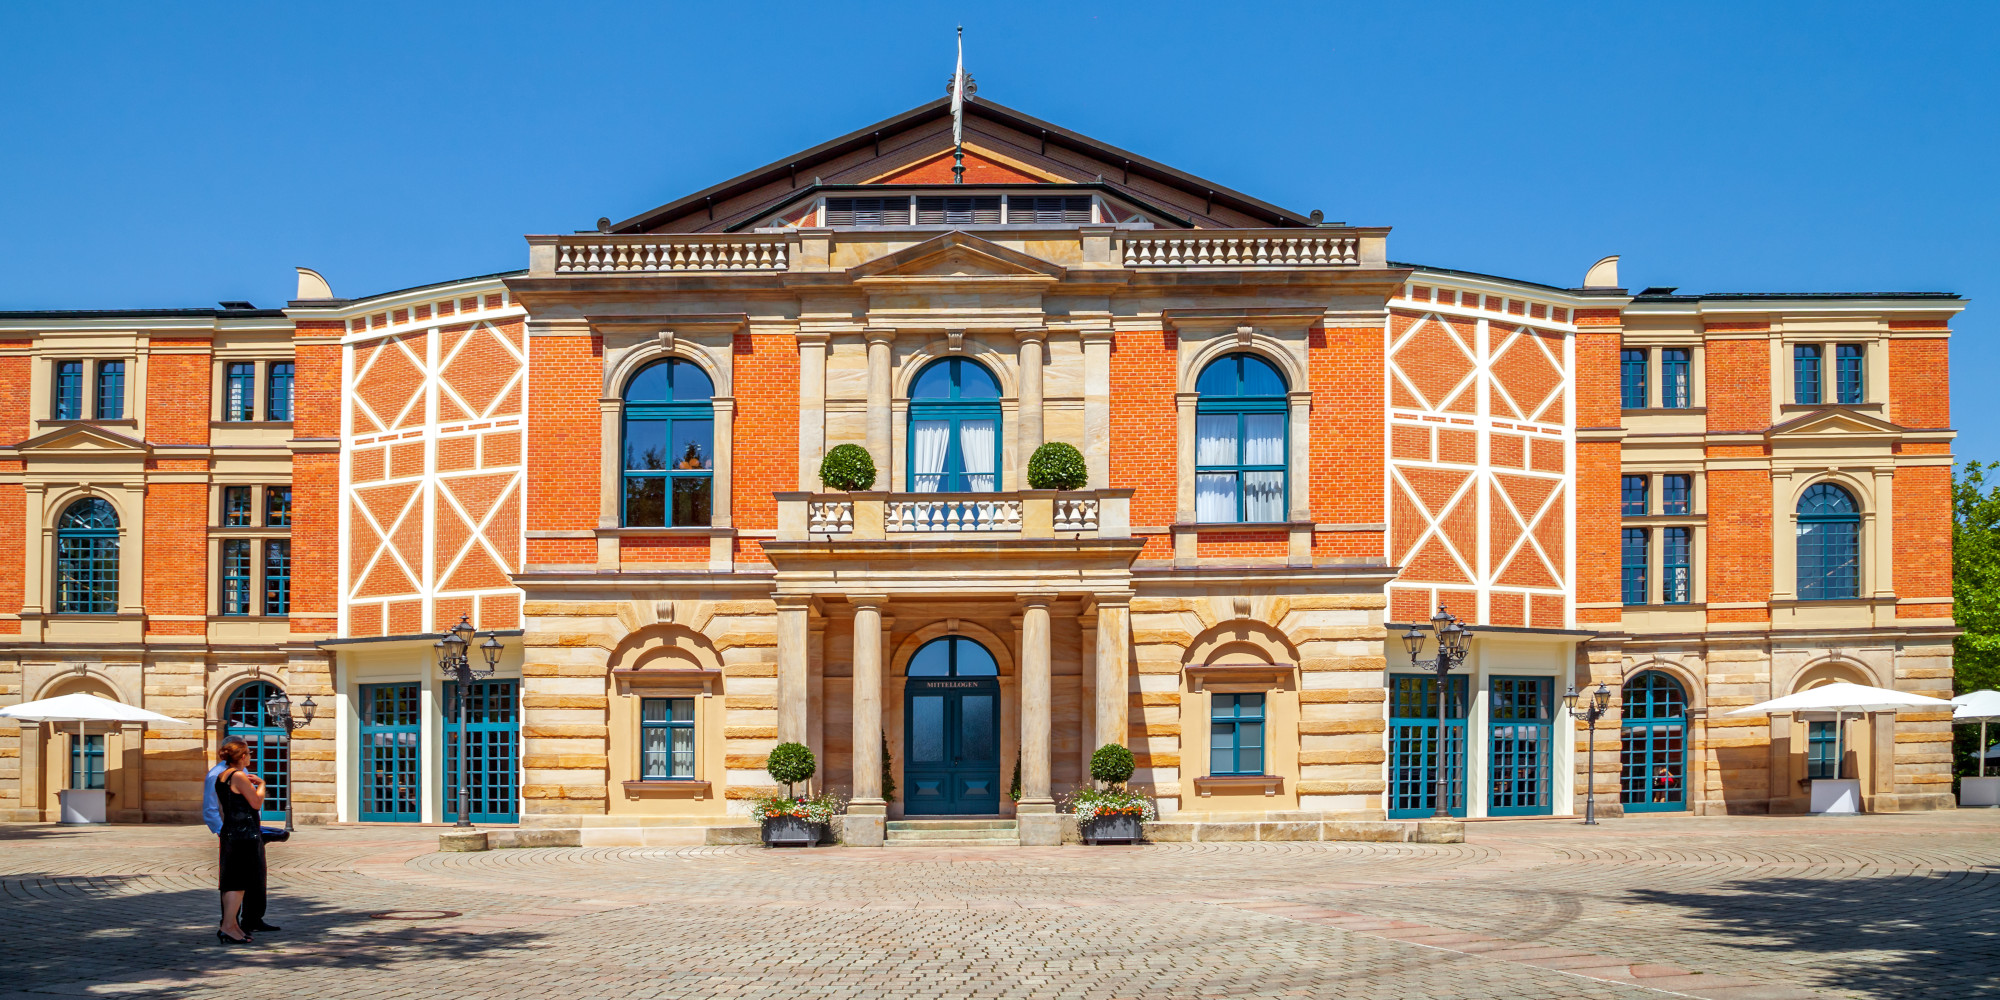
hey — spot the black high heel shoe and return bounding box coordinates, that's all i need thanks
[216,927,253,945]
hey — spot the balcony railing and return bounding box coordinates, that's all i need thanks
[1122,233,1360,267]
[776,490,1130,541]
[544,234,791,274]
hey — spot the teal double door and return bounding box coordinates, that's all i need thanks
[903,677,1001,815]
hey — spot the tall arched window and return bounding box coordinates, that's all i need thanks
[1619,671,1687,812]
[1797,483,1860,600]
[622,359,714,526]
[55,498,119,614]
[223,681,290,821]
[908,358,1000,492]
[1195,353,1288,523]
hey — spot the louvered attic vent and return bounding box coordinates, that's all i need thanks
[916,196,1002,224]
[1007,195,1092,224]
[825,197,911,226]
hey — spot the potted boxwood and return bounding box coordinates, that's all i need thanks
[756,742,842,847]
[818,444,877,492]
[1068,743,1155,844]
[1027,442,1089,491]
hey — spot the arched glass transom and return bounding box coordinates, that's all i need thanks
[1796,483,1859,601]
[906,635,1000,677]
[622,359,714,527]
[223,681,290,821]
[55,498,118,614]
[1195,353,1288,523]
[908,358,1000,493]
[1620,671,1687,812]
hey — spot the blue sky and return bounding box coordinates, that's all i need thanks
[2,2,1994,455]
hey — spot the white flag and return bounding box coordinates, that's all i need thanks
[951,27,965,149]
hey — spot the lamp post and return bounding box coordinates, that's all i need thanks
[1401,607,1471,820]
[1562,682,1612,825]
[261,687,317,833]
[435,616,503,828]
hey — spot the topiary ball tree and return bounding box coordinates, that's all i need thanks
[766,741,816,797]
[1027,441,1089,491]
[818,443,877,491]
[1091,743,1136,788]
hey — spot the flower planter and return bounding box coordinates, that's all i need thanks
[1083,813,1144,845]
[761,815,824,847]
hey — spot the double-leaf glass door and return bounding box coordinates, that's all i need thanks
[903,678,1000,815]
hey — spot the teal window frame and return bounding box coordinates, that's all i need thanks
[95,361,125,419]
[222,486,252,526]
[263,540,290,616]
[55,498,119,614]
[1621,475,1648,516]
[1621,527,1649,606]
[223,681,290,821]
[221,538,252,616]
[267,362,294,421]
[907,357,1002,493]
[1620,349,1647,409]
[1487,676,1553,816]
[1620,671,1687,812]
[265,486,292,526]
[444,679,520,822]
[1834,344,1864,404]
[1660,348,1690,408]
[225,362,257,421]
[1194,353,1289,524]
[1662,526,1692,604]
[1796,483,1859,601]
[1388,674,1468,818]
[620,359,715,527]
[640,697,696,780]
[71,733,105,790]
[359,683,421,822]
[1661,474,1691,515]
[54,361,84,419]
[1209,693,1266,776]
[1807,720,1840,780]
[1793,345,1823,405]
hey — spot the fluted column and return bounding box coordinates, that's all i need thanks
[775,596,811,744]
[864,329,894,485]
[1016,592,1059,845]
[846,594,888,846]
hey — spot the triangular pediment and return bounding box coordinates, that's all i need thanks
[17,423,150,455]
[848,232,1066,283]
[1766,406,1905,440]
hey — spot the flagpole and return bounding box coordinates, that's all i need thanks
[952,26,966,184]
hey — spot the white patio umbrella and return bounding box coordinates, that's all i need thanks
[1955,690,2000,777]
[0,691,187,727]
[1727,682,1955,784]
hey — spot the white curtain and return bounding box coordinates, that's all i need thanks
[1196,414,1237,466]
[1243,472,1285,522]
[1243,414,1285,466]
[913,420,950,492]
[1196,474,1237,523]
[958,419,996,492]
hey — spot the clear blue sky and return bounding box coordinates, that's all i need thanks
[3,3,1993,455]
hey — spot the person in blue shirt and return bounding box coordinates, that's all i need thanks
[205,737,274,933]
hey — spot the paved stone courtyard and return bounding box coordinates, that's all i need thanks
[0,812,1994,1000]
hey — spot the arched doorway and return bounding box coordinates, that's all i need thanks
[902,636,1000,815]
[222,681,290,823]
[1620,671,1687,812]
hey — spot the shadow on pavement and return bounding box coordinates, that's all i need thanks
[1625,869,2000,999]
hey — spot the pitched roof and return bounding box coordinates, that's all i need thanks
[605,97,1320,234]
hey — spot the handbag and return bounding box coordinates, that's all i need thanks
[259,826,290,843]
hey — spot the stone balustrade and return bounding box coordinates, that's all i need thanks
[541,235,791,274]
[775,490,1130,541]
[1121,233,1360,267]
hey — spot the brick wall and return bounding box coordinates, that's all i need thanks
[1890,337,1950,428]
[525,333,601,565]
[142,479,209,634]
[144,341,212,445]
[0,340,26,627]
[1109,331,1177,529]
[731,332,798,539]
[1894,464,1952,605]
[1310,325,1384,530]
[1573,309,1624,621]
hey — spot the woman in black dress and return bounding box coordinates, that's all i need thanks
[214,741,266,944]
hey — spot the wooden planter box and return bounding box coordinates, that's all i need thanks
[1084,813,1144,845]
[761,815,824,847]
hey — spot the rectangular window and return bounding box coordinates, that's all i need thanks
[1007,195,1093,224]
[263,540,290,616]
[915,196,1001,224]
[95,361,125,419]
[71,734,105,790]
[823,196,911,226]
[1619,349,1647,409]
[267,361,295,421]
[1621,528,1649,606]
[221,538,252,616]
[1807,720,1840,780]
[1660,348,1690,408]
[265,486,292,527]
[1209,693,1266,776]
[1661,474,1692,515]
[222,486,252,526]
[1793,345,1822,405]
[54,361,84,419]
[1621,475,1649,516]
[1663,526,1692,604]
[1835,344,1864,404]
[224,362,257,420]
[640,697,695,779]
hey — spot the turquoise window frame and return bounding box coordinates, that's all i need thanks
[55,498,119,615]
[223,681,290,822]
[70,733,105,790]
[444,679,520,822]
[225,362,257,421]
[54,361,84,419]
[1487,676,1553,816]
[1209,693,1266,776]
[1620,671,1687,812]
[1807,720,1840,779]
[620,359,715,527]
[1619,349,1647,409]
[906,357,1002,493]
[1797,483,1859,601]
[267,362,294,421]
[95,361,125,419]
[640,696,696,780]
[1621,528,1649,606]
[1194,353,1289,524]
[262,540,290,616]
[1388,674,1467,818]
[1621,475,1648,516]
[1662,526,1692,604]
[220,538,252,616]
[359,682,421,822]
[1793,345,1823,405]
[1834,344,1864,404]
[1660,348,1690,408]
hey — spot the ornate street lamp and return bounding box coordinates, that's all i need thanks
[436,617,502,828]
[261,687,317,832]
[1562,682,1613,825]
[1403,607,1471,820]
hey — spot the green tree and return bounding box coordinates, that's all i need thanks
[1953,462,2000,775]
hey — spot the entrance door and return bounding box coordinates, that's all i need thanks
[1620,671,1688,812]
[902,636,1001,815]
[223,681,291,822]
[444,679,520,823]
[1488,676,1554,816]
[1389,674,1468,818]
[360,683,421,822]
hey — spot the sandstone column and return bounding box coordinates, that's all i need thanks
[846,594,888,846]
[1017,328,1046,487]
[864,329,894,484]
[1017,593,1059,846]
[1094,594,1132,754]
[775,596,811,744]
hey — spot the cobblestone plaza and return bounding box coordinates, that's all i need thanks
[1,813,1993,999]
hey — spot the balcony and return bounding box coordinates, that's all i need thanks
[775,490,1131,541]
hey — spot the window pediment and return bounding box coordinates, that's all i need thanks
[18,424,149,456]
[1766,407,1904,440]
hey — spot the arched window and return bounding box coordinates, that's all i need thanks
[622,359,714,527]
[1619,671,1687,812]
[906,635,999,676]
[908,358,1000,493]
[1195,353,1288,523]
[223,681,290,821]
[55,498,119,614]
[1796,483,1860,600]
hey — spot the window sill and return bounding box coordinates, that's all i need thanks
[599,526,735,537]
[1621,514,1705,523]
[1192,774,1284,797]
[210,421,294,429]
[1170,521,1309,534]
[1620,407,1706,416]
[1621,603,1704,611]
[39,418,137,428]
[621,779,710,799]
[1780,402,1881,413]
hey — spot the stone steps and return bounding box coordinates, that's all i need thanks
[884,818,1019,848]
